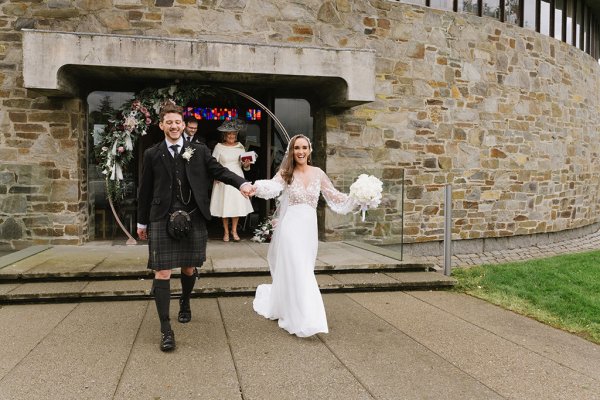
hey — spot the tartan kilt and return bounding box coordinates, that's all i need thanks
[147,212,207,271]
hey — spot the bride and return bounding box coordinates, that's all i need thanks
[251,134,357,337]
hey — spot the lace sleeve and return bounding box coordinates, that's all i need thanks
[320,169,357,215]
[254,173,285,199]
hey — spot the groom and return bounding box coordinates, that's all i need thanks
[137,102,253,352]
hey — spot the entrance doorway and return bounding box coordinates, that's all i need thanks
[87,86,313,241]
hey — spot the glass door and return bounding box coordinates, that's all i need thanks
[87,87,313,241]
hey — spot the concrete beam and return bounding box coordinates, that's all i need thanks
[22,30,375,107]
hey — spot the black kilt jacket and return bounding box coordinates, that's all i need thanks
[137,140,247,224]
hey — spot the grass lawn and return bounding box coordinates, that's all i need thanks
[452,250,600,344]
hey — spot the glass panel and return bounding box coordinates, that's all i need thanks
[430,0,453,10]
[273,99,313,173]
[458,0,478,14]
[590,19,598,58]
[483,0,501,19]
[403,0,426,4]
[587,14,596,56]
[591,20,595,57]
[576,0,583,49]
[541,0,551,35]
[505,0,520,25]
[584,5,589,52]
[524,0,537,30]
[566,0,574,44]
[555,0,564,40]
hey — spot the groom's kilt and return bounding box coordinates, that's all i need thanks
[147,211,207,271]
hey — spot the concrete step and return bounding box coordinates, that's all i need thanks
[0,241,434,281]
[0,271,456,304]
[0,241,454,304]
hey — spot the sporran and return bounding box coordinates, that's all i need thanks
[167,210,192,240]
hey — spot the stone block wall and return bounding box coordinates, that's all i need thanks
[0,0,599,249]
[324,4,600,245]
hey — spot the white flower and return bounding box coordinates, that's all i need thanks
[349,174,383,221]
[123,113,138,133]
[181,147,195,161]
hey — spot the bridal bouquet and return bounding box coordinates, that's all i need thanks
[251,217,274,243]
[349,174,383,221]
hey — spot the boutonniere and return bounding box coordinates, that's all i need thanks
[181,147,195,162]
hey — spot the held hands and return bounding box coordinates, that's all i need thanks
[240,183,256,198]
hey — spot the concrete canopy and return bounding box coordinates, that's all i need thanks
[22,30,375,108]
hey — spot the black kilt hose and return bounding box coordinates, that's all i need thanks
[147,211,207,270]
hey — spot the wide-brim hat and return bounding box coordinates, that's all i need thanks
[217,119,246,132]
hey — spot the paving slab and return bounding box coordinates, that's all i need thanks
[316,242,399,269]
[331,272,399,286]
[7,281,89,296]
[0,283,18,295]
[198,275,267,293]
[0,245,51,269]
[321,294,502,399]
[113,298,242,400]
[0,301,146,399]
[89,245,148,275]
[81,279,152,296]
[386,271,456,286]
[18,248,107,276]
[410,291,600,381]
[0,303,76,380]
[218,296,374,400]
[244,241,269,258]
[348,292,600,399]
[0,251,56,276]
[315,274,343,287]
[209,241,269,272]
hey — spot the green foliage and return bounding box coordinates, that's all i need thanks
[251,216,274,243]
[453,251,600,344]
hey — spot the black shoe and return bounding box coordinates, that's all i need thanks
[160,330,176,352]
[178,298,191,323]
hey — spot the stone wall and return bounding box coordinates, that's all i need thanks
[1,0,599,249]
[324,4,600,245]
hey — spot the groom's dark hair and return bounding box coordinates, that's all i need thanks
[159,102,183,122]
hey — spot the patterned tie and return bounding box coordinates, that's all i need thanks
[170,144,180,157]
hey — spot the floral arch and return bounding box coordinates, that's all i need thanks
[92,83,289,201]
[91,82,290,243]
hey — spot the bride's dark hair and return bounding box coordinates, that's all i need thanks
[279,134,312,185]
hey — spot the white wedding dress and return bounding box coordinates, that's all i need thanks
[252,167,356,337]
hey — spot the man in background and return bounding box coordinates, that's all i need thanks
[183,116,204,144]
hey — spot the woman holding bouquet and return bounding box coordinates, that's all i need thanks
[210,119,254,242]
[250,134,357,337]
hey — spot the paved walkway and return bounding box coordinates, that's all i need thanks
[1,232,600,399]
[1,291,599,399]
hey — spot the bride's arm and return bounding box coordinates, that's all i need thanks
[253,172,285,199]
[319,169,357,214]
